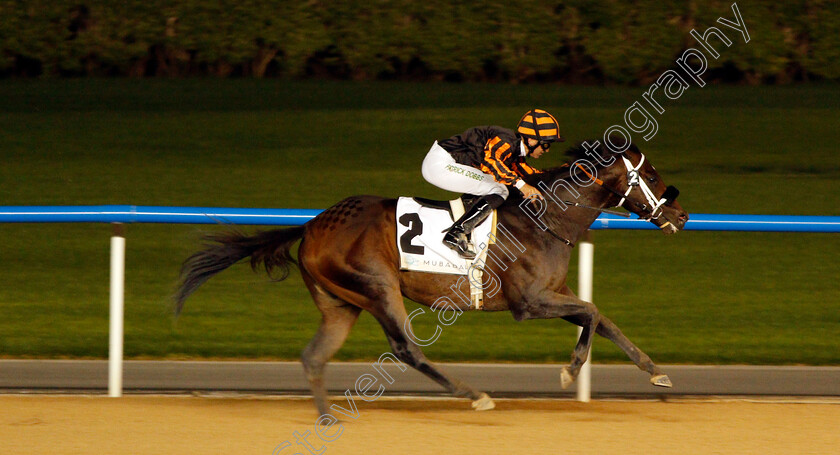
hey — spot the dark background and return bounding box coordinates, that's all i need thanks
[2,0,837,84]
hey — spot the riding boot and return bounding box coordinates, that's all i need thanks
[442,197,494,259]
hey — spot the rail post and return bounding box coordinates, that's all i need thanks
[577,231,593,402]
[108,223,125,397]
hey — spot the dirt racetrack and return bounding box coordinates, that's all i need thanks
[3,395,838,455]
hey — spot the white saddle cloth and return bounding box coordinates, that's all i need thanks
[396,197,494,275]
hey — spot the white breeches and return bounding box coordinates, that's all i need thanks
[421,142,509,198]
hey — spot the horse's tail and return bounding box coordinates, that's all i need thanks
[174,226,306,314]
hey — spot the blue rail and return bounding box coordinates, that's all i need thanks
[1,205,839,233]
[591,213,840,233]
[0,205,320,226]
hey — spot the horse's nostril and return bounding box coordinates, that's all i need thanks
[679,212,689,222]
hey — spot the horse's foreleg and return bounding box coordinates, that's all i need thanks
[559,285,671,388]
[511,290,600,389]
[372,301,494,411]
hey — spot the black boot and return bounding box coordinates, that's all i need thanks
[442,197,494,259]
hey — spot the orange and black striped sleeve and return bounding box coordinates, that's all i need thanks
[516,160,542,176]
[479,136,519,185]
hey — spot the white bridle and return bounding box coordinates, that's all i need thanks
[618,154,670,220]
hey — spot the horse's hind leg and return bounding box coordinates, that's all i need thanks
[301,277,362,416]
[371,298,494,410]
[559,285,672,388]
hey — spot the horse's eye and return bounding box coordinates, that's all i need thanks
[647,176,658,184]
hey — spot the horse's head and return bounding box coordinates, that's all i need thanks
[566,139,689,233]
[614,145,688,233]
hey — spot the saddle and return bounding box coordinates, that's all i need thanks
[412,194,481,220]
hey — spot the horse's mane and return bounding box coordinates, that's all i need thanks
[509,137,638,205]
[538,137,640,181]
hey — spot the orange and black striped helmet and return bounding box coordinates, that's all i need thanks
[516,109,564,142]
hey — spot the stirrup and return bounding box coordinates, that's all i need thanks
[443,230,476,259]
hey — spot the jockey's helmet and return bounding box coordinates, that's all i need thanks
[516,109,564,143]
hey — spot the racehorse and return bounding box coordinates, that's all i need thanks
[175,139,688,414]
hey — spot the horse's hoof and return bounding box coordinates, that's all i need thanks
[560,366,575,390]
[651,374,673,388]
[471,393,495,411]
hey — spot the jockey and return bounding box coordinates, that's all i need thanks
[421,109,563,259]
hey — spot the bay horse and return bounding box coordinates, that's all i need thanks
[175,139,688,414]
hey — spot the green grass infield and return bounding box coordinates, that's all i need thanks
[0,80,838,365]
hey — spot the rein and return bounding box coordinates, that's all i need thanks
[545,228,574,247]
[561,200,631,218]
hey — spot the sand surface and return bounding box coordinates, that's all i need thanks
[2,395,838,454]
